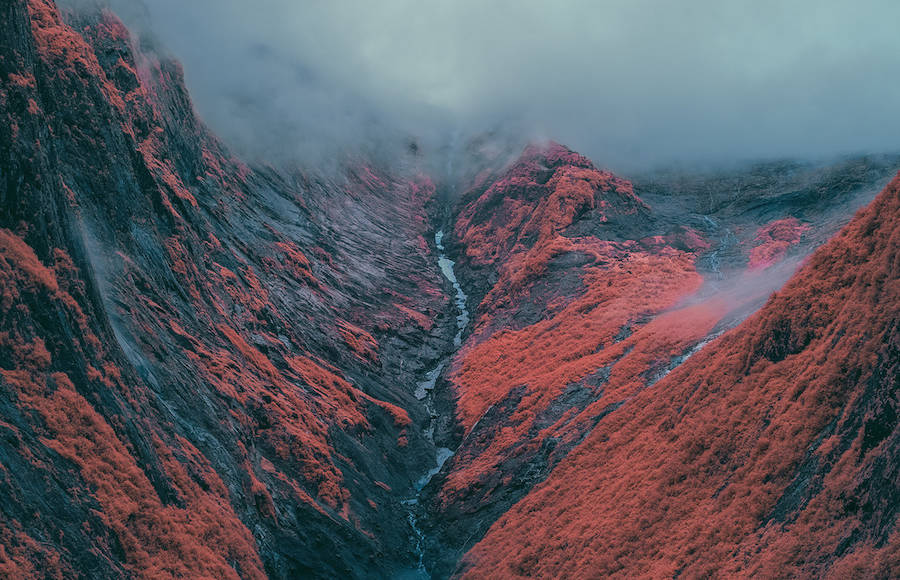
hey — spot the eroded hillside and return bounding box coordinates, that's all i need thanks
[0,2,897,579]
[1,1,456,576]
[413,142,898,577]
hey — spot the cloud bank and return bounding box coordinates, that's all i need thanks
[104,0,900,170]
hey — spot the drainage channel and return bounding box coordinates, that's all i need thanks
[397,229,469,578]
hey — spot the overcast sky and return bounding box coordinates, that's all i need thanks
[120,0,900,171]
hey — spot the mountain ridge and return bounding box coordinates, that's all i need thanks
[1,2,898,578]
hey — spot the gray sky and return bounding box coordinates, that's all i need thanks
[125,0,900,170]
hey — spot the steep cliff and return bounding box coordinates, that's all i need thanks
[416,143,898,577]
[0,1,454,577]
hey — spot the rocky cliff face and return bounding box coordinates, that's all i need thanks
[1,1,454,577]
[1,2,898,579]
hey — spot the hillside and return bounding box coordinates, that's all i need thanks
[0,1,897,578]
[1,1,455,576]
[457,165,900,578]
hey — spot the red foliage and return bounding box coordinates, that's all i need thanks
[337,320,379,362]
[439,146,728,504]
[175,323,352,509]
[748,217,811,270]
[459,173,900,578]
[4,1,452,575]
[0,229,60,294]
[451,242,704,431]
[7,72,36,89]
[441,245,722,500]
[272,241,320,286]
[218,324,280,379]
[1,228,269,577]
[24,373,266,579]
[393,303,434,330]
[0,523,68,579]
[455,144,646,312]
[139,145,199,209]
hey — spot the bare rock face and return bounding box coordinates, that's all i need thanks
[1,1,454,577]
[1,2,898,579]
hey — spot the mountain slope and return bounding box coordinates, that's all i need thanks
[1,2,898,578]
[457,169,900,577]
[0,1,454,576]
[413,141,897,577]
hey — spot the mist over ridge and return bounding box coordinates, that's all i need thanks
[77,0,900,172]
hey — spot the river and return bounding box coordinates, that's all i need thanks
[397,229,470,579]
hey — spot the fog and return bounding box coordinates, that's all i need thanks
[99,0,900,171]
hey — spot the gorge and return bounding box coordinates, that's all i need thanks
[0,1,898,579]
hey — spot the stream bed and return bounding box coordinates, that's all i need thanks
[397,229,469,578]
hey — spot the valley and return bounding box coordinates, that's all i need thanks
[400,229,469,579]
[0,1,897,578]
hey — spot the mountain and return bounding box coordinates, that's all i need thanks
[456,163,900,579]
[413,141,897,577]
[1,1,897,578]
[1,1,454,576]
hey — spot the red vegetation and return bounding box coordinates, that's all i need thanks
[0,523,68,578]
[272,241,320,286]
[0,229,61,294]
[10,1,895,576]
[338,320,379,362]
[439,146,722,504]
[441,243,723,501]
[748,217,811,269]
[2,0,458,575]
[460,173,900,578]
[455,142,648,312]
[0,229,266,578]
[28,375,265,580]
[393,303,434,330]
[452,243,704,430]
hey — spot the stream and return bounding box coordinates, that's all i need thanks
[397,229,470,578]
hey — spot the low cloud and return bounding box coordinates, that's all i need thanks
[84,0,900,171]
